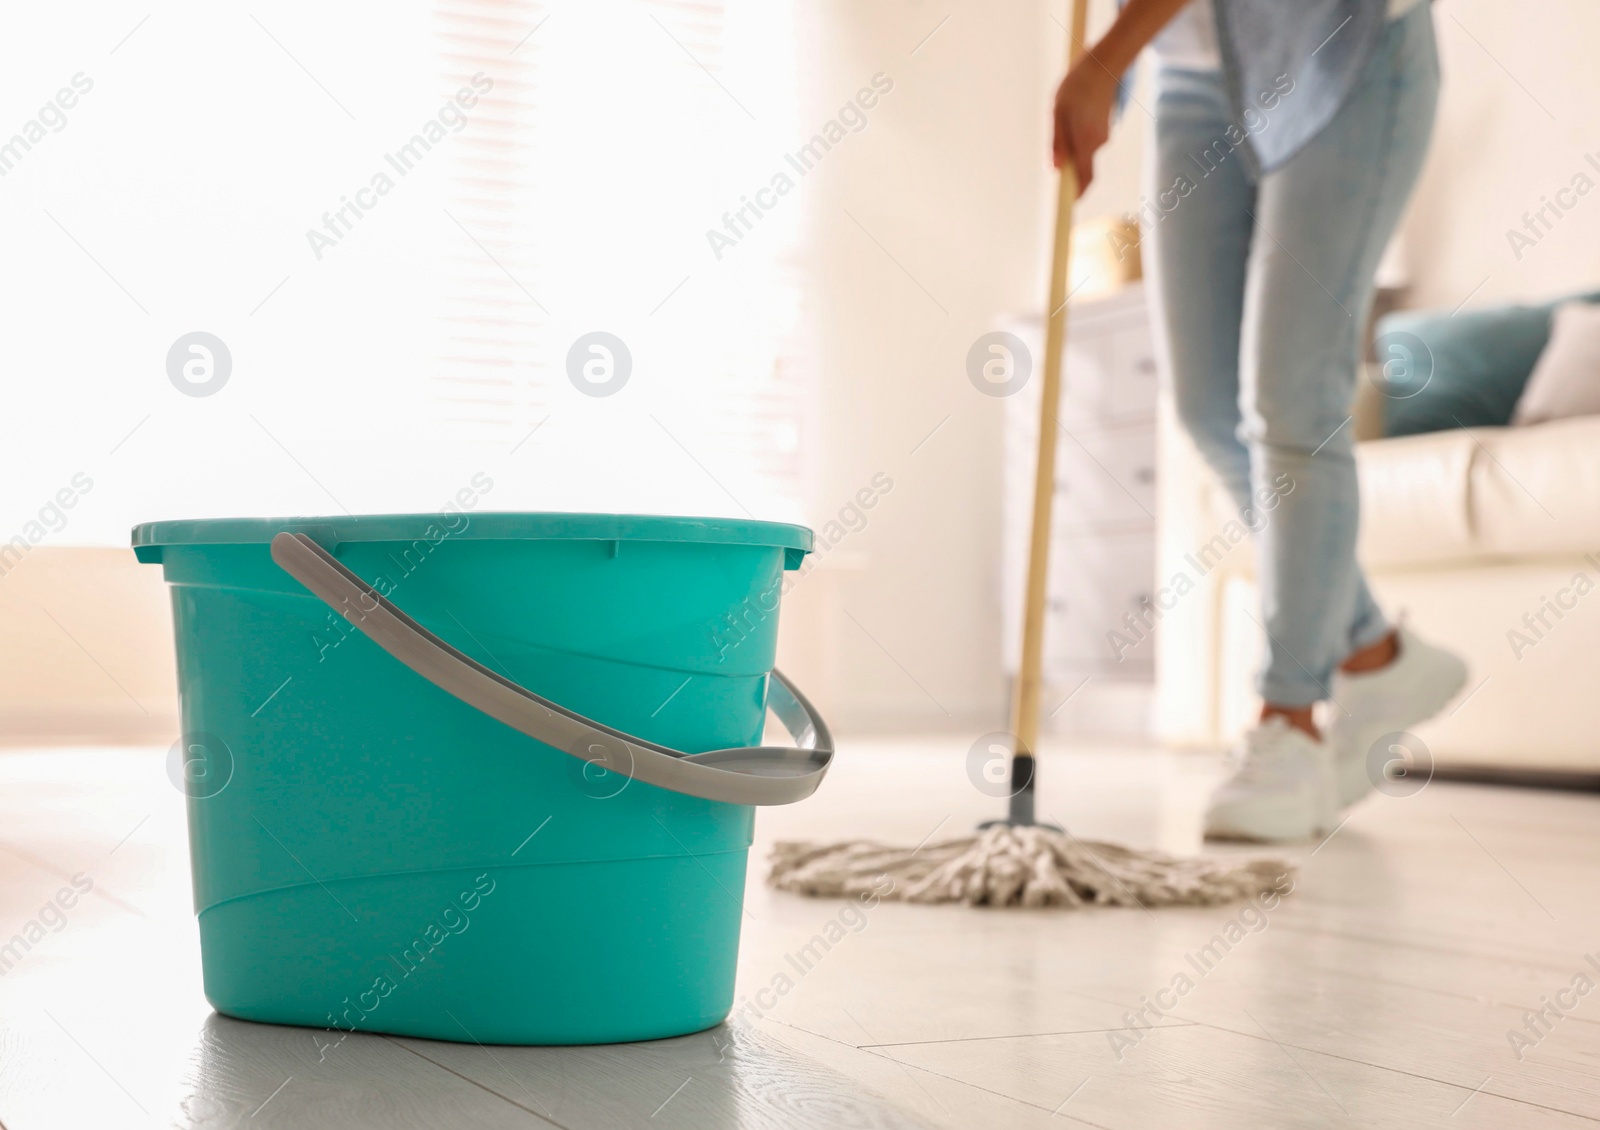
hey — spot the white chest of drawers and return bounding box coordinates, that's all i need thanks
[1001,283,1159,703]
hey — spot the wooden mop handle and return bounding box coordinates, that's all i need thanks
[1011,0,1089,765]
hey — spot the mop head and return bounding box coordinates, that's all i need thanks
[768,824,1293,909]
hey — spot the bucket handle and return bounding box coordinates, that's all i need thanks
[269,533,831,806]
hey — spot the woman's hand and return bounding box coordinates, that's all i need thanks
[1052,63,1118,193]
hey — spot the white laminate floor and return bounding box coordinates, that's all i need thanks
[2,737,1599,1129]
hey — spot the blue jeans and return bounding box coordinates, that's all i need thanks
[1145,3,1439,707]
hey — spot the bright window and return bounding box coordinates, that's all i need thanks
[0,0,806,548]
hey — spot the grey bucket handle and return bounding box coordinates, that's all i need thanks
[270,532,832,806]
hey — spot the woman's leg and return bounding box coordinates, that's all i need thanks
[1146,67,1330,738]
[1241,5,1440,711]
[1145,68,1255,512]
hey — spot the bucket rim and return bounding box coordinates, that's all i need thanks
[131,511,813,556]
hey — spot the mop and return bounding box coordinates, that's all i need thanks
[768,2,1292,909]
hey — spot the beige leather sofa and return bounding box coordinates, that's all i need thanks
[1154,392,1600,773]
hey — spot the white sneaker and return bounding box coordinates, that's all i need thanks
[1204,717,1337,842]
[1328,623,1468,807]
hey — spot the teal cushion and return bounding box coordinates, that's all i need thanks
[1375,289,1600,437]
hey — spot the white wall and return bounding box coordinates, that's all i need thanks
[1399,0,1600,308]
[0,548,177,744]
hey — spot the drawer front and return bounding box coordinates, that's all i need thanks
[997,285,1160,693]
[1106,323,1159,422]
[1053,421,1157,531]
[1043,530,1157,679]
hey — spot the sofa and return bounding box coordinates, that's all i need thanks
[1155,295,1600,776]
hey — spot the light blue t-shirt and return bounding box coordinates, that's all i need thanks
[1146,0,1431,172]
[1153,0,1426,72]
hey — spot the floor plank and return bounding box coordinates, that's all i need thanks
[884,1024,1600,1129]
[398,1023,937,1130]
[2,740,1598,1129]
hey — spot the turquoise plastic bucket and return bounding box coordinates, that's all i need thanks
[133,512,823,1045]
